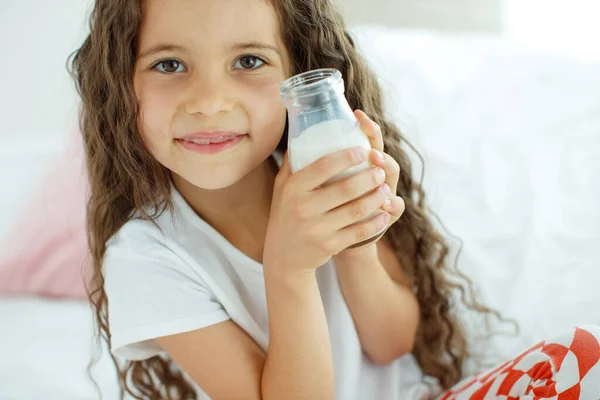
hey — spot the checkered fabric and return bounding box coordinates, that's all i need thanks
[438,326,600,400]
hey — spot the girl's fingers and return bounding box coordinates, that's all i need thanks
[370,150,400,197]
[312,166,386,213]
[333,193,405,249]
[354,110,401,196]
[292,146,368,192]
[276,151,293,183]
[337,210,390,249]
[326,183,389,230]
[381,195,406,223]
[355,109,384,152]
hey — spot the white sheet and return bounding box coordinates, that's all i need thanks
[0,297,121,400]
[1,27,599,398]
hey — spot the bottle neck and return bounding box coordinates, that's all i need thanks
[282,84,347,112]
[280,68,346,111]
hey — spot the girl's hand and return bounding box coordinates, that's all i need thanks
[334,110,406,259]
[263,145,391,277]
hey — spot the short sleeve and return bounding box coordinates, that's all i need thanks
[103,244,230,361]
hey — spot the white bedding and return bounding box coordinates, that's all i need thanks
[1,27,599,399]
[0,298,120,400]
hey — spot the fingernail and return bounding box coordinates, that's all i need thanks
[376,168,386,181]
[384,198,392,208]
[374,149,385,162]
[383,212,391,223]
[381,183,391,195]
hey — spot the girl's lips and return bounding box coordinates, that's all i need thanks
[177,134,247,154]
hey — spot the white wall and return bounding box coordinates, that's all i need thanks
[338,0,503,32]
[0,0,92,141]
[505,0,600,61]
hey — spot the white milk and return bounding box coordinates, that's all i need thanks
[289,119,372,183]
[289,118,384,244]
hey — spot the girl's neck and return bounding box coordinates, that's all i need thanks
[173,156,279,263]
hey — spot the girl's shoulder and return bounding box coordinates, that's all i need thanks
[102,186,240,280]
[105,208,172,254]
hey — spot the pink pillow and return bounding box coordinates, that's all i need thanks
[0,132,90,299]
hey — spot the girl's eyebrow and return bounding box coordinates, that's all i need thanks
[230,42,281,56]
[137,41,280,60]
[138,44,188,60]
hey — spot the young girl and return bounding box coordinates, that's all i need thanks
[70,0,600,399]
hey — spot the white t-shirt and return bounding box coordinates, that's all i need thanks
[104,151,440,400]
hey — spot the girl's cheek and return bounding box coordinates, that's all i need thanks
[244,76,285,109]
[137,81,178,111]
[244,74,282,92]
[242,79,287,137]
[135,80,176,144]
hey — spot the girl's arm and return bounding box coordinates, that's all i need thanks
[333,237,420,365]
[261,267,335,399]
[156,268,334,400]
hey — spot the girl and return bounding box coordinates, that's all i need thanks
[70,0,600,399]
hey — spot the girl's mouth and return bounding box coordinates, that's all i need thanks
[176,134,247,154]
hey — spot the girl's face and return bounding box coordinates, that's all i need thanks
[134,0,291,190]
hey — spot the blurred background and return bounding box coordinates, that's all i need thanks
[1,0,599,399]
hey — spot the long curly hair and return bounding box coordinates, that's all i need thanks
[70,0,508,398]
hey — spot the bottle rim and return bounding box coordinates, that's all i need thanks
[279,68,343,100]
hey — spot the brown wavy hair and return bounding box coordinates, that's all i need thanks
[70,0,511,398]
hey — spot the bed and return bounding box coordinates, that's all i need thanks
[1,25,599,399]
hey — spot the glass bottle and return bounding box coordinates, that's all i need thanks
[280,68,386,248]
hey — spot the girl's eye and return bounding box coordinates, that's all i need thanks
[153,59,185,74]
[234,55,265,70]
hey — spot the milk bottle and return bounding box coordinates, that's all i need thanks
[279,68,385,248]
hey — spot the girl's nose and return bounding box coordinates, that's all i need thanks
[183,73,235,117]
